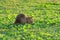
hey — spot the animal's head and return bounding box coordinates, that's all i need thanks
[26,17,33,24]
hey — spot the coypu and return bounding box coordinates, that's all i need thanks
[14,14,33,25]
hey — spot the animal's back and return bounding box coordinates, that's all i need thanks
[14,14,26,24]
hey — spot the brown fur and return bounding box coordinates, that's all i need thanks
[14,14,33,25]
[14,14,26,24]
[26,17,33,24]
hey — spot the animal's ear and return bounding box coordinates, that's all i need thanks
[30,17,32,18]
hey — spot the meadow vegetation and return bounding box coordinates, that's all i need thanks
[0,0,60,40]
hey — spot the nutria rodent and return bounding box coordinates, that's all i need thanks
[26,17,33,24]
[14,14,27,24]
[14,14,33,25]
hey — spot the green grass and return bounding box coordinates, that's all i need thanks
[0,0,60,40]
